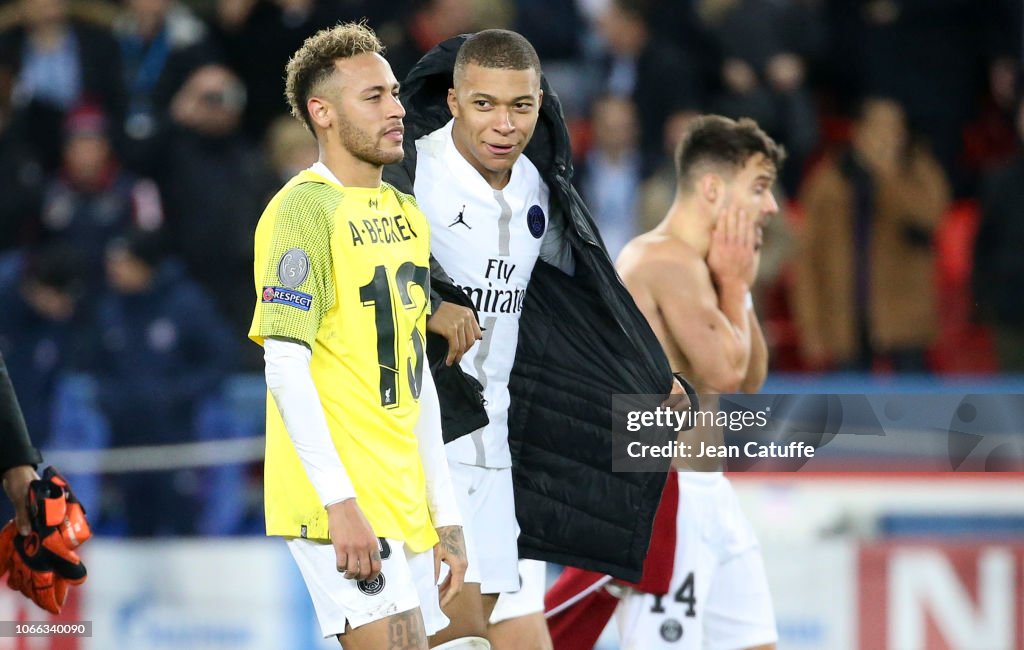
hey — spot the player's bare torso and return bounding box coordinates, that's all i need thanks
[617,230,726,471]
[616,231,705,387]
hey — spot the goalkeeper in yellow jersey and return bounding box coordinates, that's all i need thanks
[248,23,476,650]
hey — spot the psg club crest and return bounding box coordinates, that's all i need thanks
[527,205,545,239]
[660,619,683,642]
[358,573,386,596]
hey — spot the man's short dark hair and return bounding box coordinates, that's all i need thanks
[675,115,786,190]
[285,22,384,133]
[454,29,541,82]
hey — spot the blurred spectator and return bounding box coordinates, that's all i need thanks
[38,102,163,291]
[265,113,315,184]
[637,109,700,233]
[0,62,44,253]
[513,0,589,116]
[90,230,234,536]
[825,0,1019,194]
[384,0,478,83]
[214,0,365,137]
[793,98,951,372]
[113,0,220,164]
[158,63,276,362]
[986,0,1022,113]
[973,93,1024,372]
[594,0,704,176]
[577,95,643,258]
[468,0,512,33]
[0,0,125,169]
[698,0,822,194]
[0,246,82,441]
[514,0,581,61]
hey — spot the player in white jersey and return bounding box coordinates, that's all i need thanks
[411,30,565,649]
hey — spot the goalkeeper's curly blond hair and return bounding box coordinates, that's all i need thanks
[285,22,384,133]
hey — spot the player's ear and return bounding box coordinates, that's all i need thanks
[538,88,544,108]
[308,96,331,131]
[447,88,459,118]
[699,173,720,205]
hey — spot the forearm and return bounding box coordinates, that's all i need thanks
[741,307,768,393]
[415,369,462,528]
[717,282,754,378]
[264,337,355,507]
[0,353,41,475]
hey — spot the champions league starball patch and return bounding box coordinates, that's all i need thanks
[527,205,546,238]
[277,248,310,288]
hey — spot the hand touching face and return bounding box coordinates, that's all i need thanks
[708,153,779,287]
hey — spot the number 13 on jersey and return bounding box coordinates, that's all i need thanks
[359,262,430,409]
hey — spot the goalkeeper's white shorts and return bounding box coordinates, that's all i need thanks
[287,536,449,639]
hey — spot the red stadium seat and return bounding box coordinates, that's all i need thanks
[929,200,997,373]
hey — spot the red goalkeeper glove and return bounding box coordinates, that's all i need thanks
[37,467,92,551]
[0,467,91,614]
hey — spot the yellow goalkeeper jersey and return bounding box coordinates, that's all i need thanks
[249,168,436,552]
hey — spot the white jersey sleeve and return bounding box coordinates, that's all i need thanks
[264,337,356,507]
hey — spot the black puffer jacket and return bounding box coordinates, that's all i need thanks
[384,36,677,581]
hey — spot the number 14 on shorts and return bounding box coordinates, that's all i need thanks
[650,571,696,616]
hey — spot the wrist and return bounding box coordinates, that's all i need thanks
[430,294,444,316]
[718,281,750,306]
[429,495,463,528]
[432,513,463,528]
[2,464,36,484]
[425,302,446,331]
[325,497,355,513]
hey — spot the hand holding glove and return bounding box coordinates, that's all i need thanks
[0,467,91,614]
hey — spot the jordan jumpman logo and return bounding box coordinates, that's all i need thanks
[448,205,471,229]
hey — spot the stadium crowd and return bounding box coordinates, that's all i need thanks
[0,0,1021,536]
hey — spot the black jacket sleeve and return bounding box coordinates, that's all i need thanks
[0,351,42,475]
[423,254,490,443]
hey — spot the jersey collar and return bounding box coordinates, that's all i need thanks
[307,161,344,188]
